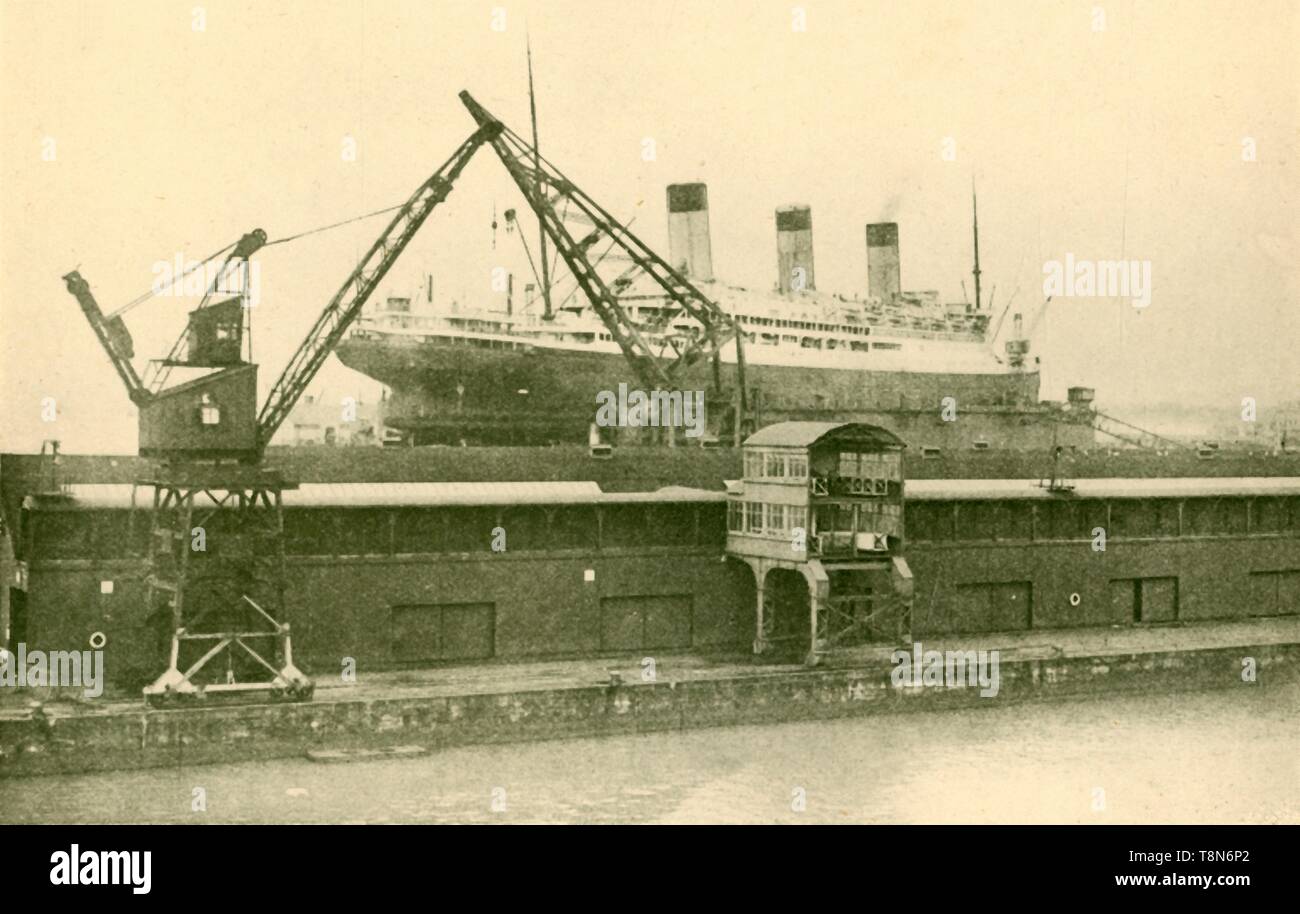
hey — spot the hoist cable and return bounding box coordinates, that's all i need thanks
[263,202,405,247]
[107,240,236,319]
[105,201,404,319]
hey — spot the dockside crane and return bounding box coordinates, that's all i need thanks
[64,122,502,463]
[60,121,502,704]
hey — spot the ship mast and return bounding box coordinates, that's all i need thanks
[527,34,554,321]
[971,179,982,311]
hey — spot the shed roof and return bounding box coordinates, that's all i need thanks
[23,481,727,510]
[743,422,906,449]
[904,477,1300,501]
[23,477,1300,511]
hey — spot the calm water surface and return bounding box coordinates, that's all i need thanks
[2,684,1296,824]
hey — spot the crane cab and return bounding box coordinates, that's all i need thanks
[137,293,261,461]
[137,364,260,461]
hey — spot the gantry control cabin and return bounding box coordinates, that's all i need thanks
[726,422,914,662]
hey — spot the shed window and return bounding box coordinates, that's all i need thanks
[549,506,598,550]
[1252,497,1288,533]
[908,502,955,542]
[1185,498,1246,536]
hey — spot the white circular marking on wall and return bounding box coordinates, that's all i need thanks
[88,631,107,649]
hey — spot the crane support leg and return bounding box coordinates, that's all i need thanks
[137,468,311,706]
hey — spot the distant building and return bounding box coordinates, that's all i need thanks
[273,390,383,447]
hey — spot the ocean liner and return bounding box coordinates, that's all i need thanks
[336,184,1094,449]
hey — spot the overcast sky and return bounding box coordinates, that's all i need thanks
[2,0,1296,453]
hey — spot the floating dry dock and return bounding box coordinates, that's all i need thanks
[1,619,1296,778]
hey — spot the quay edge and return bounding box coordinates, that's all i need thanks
[1,638,1297,779]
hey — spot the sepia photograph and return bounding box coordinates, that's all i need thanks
[0,0,1296,880]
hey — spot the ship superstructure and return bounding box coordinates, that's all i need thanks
[337,186,1070,447]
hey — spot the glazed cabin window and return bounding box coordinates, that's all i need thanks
[744,453,763,479]
[766,503,786,533]
[857,500,902,537]
[787,506,806,535]
[728,501,744,532]
[764,453,786,477]
[866,452,901,481]
[814,503,855,533]
[787,456,808,480]
[746,501,763,533]
[834,451,896,496]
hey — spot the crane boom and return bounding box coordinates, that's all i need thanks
[255,122,501,450]
[458,91,745,402]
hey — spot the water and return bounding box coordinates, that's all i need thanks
[2,684,1296,824]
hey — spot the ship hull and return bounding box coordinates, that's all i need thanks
[336,334,1089,449]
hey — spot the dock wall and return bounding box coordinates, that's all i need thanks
[2,641,1295,778]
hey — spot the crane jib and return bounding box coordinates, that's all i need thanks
[254,122,502,451]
